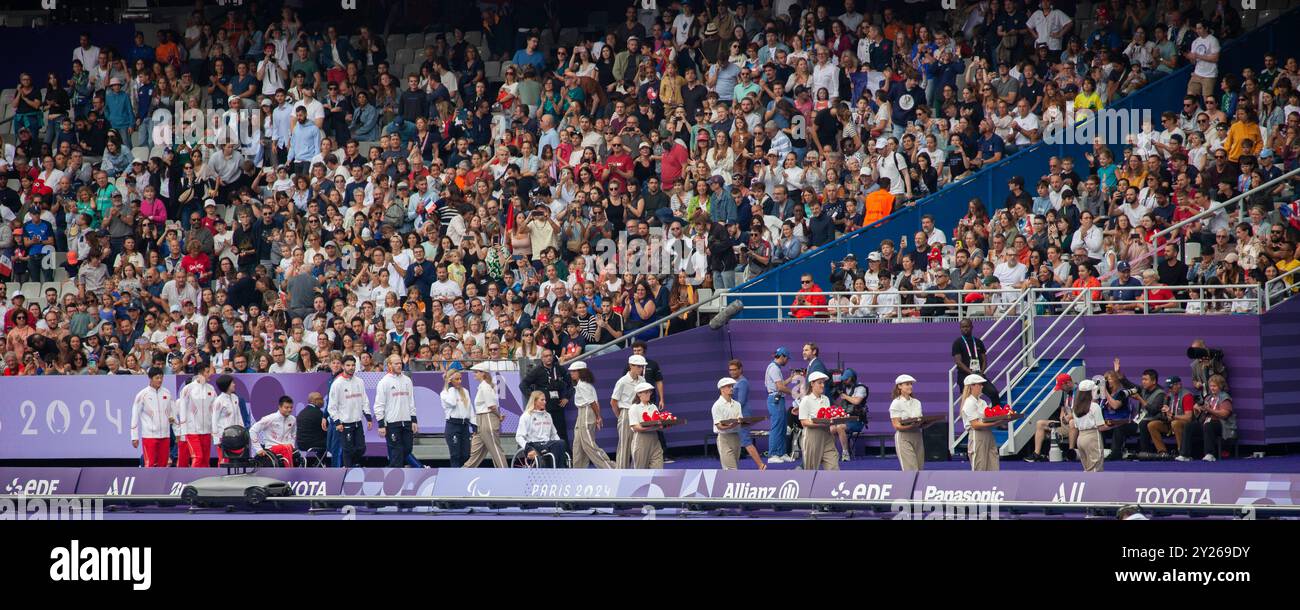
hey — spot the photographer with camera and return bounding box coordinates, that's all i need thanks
[1100,359,1139,461]
[1133,368,1171,455]
[1187,339,1227,397]
[1176,374,1237,462]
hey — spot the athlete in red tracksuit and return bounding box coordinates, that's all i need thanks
[131,368,176,467]
[175,367,217,467]
[249,396,298,466]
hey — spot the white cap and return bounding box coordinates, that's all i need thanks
[470,362,491,372]
[568,361,588,370]
[964,374,987,385]
[635,382,655,393]
[628,355,647,366]
[1078,379,1097,393]
[894,374,916,385]
[717,377,737,389]
[204,198,217,208]
[808,371,830,383]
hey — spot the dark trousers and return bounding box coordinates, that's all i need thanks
[446,418,471,467]
[1107,422,1138,459]
[339,422,366,467]
[385,421,414,468]
[524,441,569,468]
[1139,420,1165,453]
[1181,420,1224,459]
[546,404,569,453]
[981,379,1003,406]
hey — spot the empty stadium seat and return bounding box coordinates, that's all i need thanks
[131,146,150,162]
[4,282,19,300]
[405,33,424,49]
[464,31,483,46]
[59,280,79,298]
[394,48,414,67]
[423,32,440,46]
[485,61,503,81]
[386,34,405,52]
[20,281,42,301]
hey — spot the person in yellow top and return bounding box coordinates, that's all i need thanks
[1072,77,1104,122]
[1277,241,1299,291]
[1223,107,1263,163]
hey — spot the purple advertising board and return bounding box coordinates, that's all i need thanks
[431,468,689,499]
[0,371,523,460]
[340,467,438,497]
[72,467,346,498]
[0,468,84,496]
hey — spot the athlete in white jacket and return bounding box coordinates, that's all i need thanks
[210,375,245,464]
[374,355,418,468]
[175,368,217,467]
[131,367,176,467]
[249,396,298,466]
[328,355,373,466]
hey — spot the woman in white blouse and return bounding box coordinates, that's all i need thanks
[1071,211,1105,261]
[568,361,614,469]
[888,374,926,471]
[463,362,508,468]
[627,382,664,469]
[960,374,999,471]
[1070,380,1104,472]
[797,371,839,471]
[439,369,474,467]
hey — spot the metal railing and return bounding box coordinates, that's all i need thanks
[997,289,1090,455]
[1264,265,1300,311]
[947,289,1036,453]
[1147,166,1300,264]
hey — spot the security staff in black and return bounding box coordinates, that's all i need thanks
[375,354,418,468]
[952,318,1001,406]
[520,348,573,452]
[295,391,327,460]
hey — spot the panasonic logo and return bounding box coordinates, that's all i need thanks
[1134,487,1213,504]
[49,540,151,591]
[721,480,800,499]
[922,486,1007,503]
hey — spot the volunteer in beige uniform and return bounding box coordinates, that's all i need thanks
[1070,380,1105,472]
[464,362,509,468]
[888,374,926,471]
[960,374,999,471]
[797,371,839,471]
[611,354,647,468]
[569,361,614,468]
[711,377,743,470]
[628,382,665,469]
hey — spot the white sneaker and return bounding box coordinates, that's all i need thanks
[1175,456,1192,462]
[1202,454,1218,462]
[767,455,786,464]
[840,453,851,462]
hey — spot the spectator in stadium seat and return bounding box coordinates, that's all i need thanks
[1106,261,1144,313]
[790,274,827,319]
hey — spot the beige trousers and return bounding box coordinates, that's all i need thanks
[801,426,840,471]
[717,433,740,470]
[968,428,1000,471]
[464,412,508,468]
[895,429,925,471]
[1077,428,1105,472]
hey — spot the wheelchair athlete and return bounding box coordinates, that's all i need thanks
[515,390,570,468]
[249,395,300,467]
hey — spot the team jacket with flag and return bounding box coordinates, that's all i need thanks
[374,373,417,426]
[515,410,560,447]
[176,380,216,435]
[328,374,373,424]
[249,412,297,449]
[130,385,175,441]
[210,393,244,441]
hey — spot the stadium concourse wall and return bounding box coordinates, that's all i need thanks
[6,466,1300,506]
[727,8,1300,319]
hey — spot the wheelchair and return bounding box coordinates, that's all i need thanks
[511,444,571,468]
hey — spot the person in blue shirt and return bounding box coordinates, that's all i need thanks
[381,114,417,147]
[286,107,322,174]
[134,72,156,147]
[1106,261,1144,313]
[728,359,766,470]
[1101,361,1138,460]
[510,35,547,73]
[126,32,154,65]
[706,176,738,225]
[103,78,135,136]
[22,206,55,281]
[350,91,380,141]
[974,119,1005,169]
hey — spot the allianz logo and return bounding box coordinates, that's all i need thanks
[721,480,801,499]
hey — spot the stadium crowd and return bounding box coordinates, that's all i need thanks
[1,0,1298,379]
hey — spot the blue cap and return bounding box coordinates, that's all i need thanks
[774,347,790,357]
[1117,261,1130,272]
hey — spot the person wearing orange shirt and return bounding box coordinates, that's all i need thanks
[863,177,896,227]
[1223,107,1263,163]
[791,274,828,318]
[1070,263,1102,306]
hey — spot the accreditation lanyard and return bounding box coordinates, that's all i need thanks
[963,336,981,372]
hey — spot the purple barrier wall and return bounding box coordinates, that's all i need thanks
[4,467,1296,506]
[1261,298,1300,445]
[0,372,524,460]
[583,311,1274,451]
